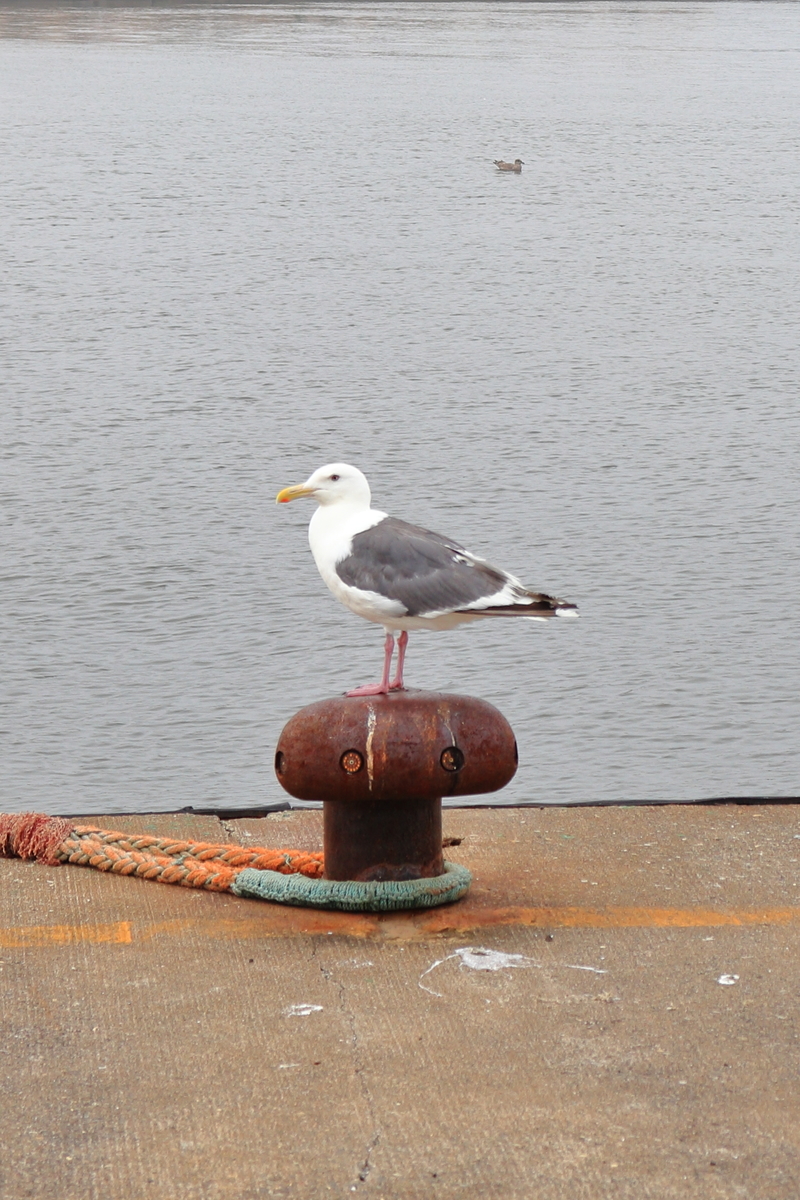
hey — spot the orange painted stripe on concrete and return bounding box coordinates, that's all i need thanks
[0,920,133,949]
[2,906,800,947]
[135,913,379,942]
[416,904,800,935]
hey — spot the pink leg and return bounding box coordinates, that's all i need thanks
[346,632,395,697]
[389,630,408,691]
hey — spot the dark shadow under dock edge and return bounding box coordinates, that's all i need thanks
[59,795,800,819]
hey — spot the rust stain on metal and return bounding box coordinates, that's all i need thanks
[274,690,517,804]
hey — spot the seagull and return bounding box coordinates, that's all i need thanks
[494,159,524,173]
[276,463,577,697]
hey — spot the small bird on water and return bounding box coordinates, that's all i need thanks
[276,463,577,696]
[494,158,524,173]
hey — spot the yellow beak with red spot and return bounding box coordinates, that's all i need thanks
[276,482,316,504]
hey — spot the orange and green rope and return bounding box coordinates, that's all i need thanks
[0,812,471,912]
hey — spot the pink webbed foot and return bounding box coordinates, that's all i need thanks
[345,681,391,697]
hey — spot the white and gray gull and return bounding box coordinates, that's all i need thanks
[276,463,578,697]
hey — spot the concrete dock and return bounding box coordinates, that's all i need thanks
[2,803,799,1199]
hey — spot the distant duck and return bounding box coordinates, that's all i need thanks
[494,158,524,173]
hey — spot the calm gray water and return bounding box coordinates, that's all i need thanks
[2,2,799,815]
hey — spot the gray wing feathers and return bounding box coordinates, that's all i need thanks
[336,517,569,619]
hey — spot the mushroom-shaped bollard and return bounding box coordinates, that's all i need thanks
[274,690,517,882]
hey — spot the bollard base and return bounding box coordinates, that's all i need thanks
[323,795,444,882]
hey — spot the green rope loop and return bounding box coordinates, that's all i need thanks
[231,861,472,912]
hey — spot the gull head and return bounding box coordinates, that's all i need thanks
[276,462,372,509]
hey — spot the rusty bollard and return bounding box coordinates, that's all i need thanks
[274,690,517,883]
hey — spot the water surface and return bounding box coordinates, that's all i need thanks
[2,2,799,813]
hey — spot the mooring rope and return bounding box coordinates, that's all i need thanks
[0,812,471,911]
[231,862,473,912]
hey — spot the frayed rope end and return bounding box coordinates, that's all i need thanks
[0,813,74,866]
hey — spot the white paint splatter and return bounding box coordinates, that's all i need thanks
[418,946,608,997]
[284,1003,324,1017]
[365,706,377,791]
[454,947,533,972]
[419,946,537,996]
[717,974,739,986]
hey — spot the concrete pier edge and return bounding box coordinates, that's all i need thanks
[3,803,799,1198]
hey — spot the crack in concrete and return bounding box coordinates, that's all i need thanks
[313,941,381,1189]
[357,1129,380,1184]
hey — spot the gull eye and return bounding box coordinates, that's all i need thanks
[330,474,340,481]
